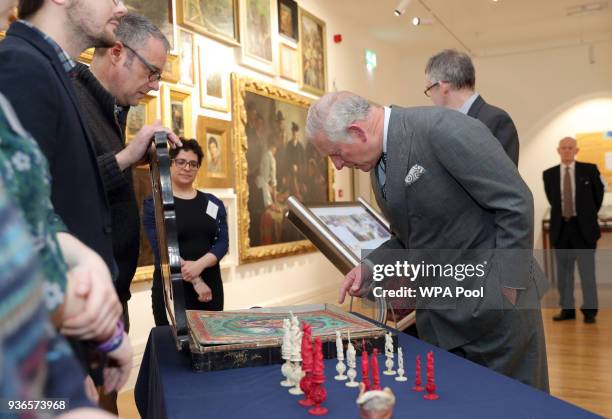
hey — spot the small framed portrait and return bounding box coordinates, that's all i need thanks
[161,84,193,138]
[177,0,239,47]
[162,53,181,83]
[196,116,233,188]
[198,44,231,112]
[279,43,298,82]
[126,94,158,142]
[178,29,195,86]
[299,8,327,96]
[277,0,298,43]
[237,0,278,76]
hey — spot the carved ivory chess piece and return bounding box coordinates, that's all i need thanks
[345,336,359,388]
[395,347,408,382]
[280,318,293,387]
[335,330,347,380]
[383,332,396,376]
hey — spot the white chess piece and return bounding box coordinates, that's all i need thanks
[345,339,359,387]
[395,347,408,382]
[335,331,347,380]
[280,318,293,387]
[383,332,396,375]
[288,320,304,395]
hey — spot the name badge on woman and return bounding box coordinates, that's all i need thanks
[206,201,219,219]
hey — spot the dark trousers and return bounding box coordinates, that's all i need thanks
[554,218,598,315]
[449,286,549,393]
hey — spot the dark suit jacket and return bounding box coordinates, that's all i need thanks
[369,106,546,350]
[468,95,519,166]
[0,22,115,272]
[543,161,604,246]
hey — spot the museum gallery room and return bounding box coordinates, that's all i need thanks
[0,0,611,417]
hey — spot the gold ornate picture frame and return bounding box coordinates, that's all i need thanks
[177,0,240,47]
[161,84,194,138]
[231,74,334,264]
[298,8,327,96]
[196,116,233,188]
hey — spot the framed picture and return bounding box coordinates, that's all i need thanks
[231,74,334,264]
[177,0,239,47]
[279,43,298,82]
[238,0,278,76]
[299,8,327,96]
[161,84,194,138]
[198,44,231,112]
[126,95,160,283]
[277,0,298,43]
[124,0,175,51]
[196,116,233,188]
[162,54,181,83]
[126,94,158,142]
[178,29,195,86]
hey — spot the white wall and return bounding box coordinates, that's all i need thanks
[125,0,416,389]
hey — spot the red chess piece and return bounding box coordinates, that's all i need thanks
[299,323,315,407]
[370,348,381,391]
[361,342,370,391]
[308,337,328,416]
[423,351,440,400]
[412,355,424,392]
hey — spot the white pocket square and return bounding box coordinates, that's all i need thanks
[405,164,426,185]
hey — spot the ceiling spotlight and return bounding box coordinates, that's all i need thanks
[412,16,421,25]
[394,0,412,16]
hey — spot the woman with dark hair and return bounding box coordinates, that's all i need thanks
[143,138,228,325]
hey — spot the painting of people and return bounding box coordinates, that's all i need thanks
[299,8,326,95]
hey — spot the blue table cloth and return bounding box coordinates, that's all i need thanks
[135,326,601,419]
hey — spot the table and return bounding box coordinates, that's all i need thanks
[135,326,601,419]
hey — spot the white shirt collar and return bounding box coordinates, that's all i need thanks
[383,106,391,154]
[458,93,480,115]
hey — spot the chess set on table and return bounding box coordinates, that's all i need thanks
[275,312,440,417]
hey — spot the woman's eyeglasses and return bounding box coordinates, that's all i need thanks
[172,159,200,170]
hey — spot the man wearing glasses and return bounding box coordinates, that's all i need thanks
[71,12,181,413]
[424,49,519,166]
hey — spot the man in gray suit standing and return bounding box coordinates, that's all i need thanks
[424,49,519,166]
[305,91,549,391]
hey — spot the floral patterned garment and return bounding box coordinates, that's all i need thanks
[0,92,68,311]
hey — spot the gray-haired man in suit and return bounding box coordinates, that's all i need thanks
[305,91,549,392]
[425,49,519,166]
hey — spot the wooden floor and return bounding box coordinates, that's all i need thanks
[118,303,612,418]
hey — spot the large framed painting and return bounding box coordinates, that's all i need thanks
[178,29,195,86]
[238,0,278,76]
[198,44,231,112]
[277,0,298,43]
[161,84,194,138]
[576,130,612,185]
[299,8,327,96]
[177,0,240,47]
[231,74,334,264]
[126,95,160,283]
[124,0,175,51]
[196,116,233,188]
